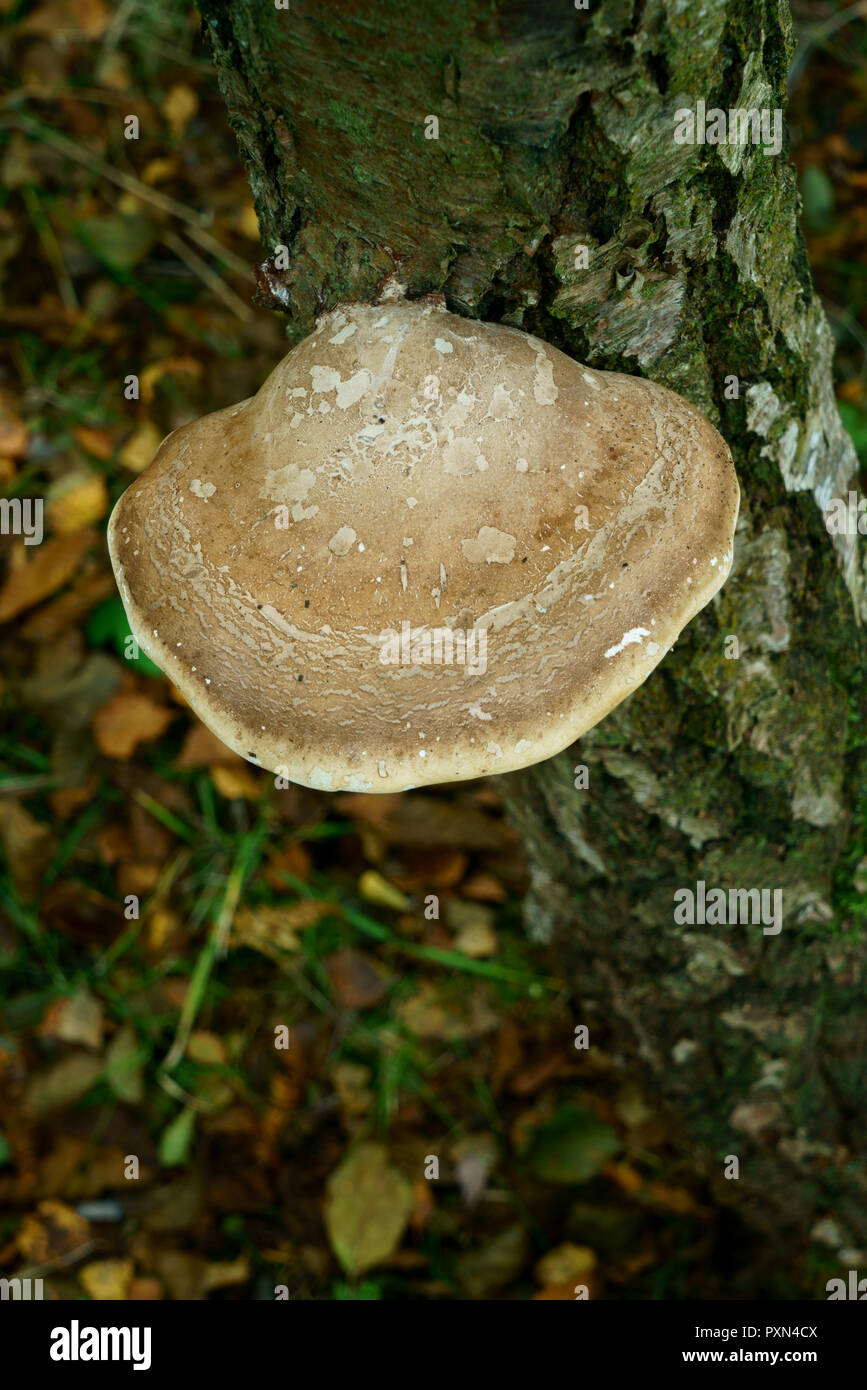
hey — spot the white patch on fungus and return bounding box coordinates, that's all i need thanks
[261,462,316,505]
[310,365,341,394]
[434,338,453,354]
[336,369,373,410]
[486,384,516,420]
[533,351,558,405]
[328,526,357,556]
[604,627,650,659]
[190,479,216,499]
[462,527,517,564]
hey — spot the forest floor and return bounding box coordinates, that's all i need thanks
[0,0,865,1301]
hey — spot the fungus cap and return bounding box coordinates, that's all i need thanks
[108,297,739,792]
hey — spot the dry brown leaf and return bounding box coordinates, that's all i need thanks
[0,799,54,898]
[74,425,117,460]
[232,899,335,957]
[38,988,104,1050]
[21,570,114,643]
[0,530,95,622]
[92,691,175,759]
[23,1052,103,1115]
[20,0,111,40]
[263,839,312,889]
[335,793,507,851]
[129,1277,164,1300]
[139,357,202,405]
[397,983,499,1041]
[0,406,28,457]
[17,1200,90,1264]
[460,871,507,902]
[332,1061,373,1118]
[326,949,390,1009]
[175,721,244,769]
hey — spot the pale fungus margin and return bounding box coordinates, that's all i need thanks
[108,294,739,793]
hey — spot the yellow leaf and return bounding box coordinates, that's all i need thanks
[210,762,263,801]
[79,1257,134,1301]
[325,1144,413,1276]
[120,421,163,474]
[163,83,198,136]
[46,471,108,533]
[358,869,410,911]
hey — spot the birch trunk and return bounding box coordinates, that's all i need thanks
[198,0,867,1288]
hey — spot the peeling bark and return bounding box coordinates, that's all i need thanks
[198,0,867,1291]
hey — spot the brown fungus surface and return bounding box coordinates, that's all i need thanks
[108,296,739,792]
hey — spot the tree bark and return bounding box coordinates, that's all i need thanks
[198,0,867,1289]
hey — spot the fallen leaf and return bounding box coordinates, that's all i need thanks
[158,1107,196,1167]
[461,871,507,902]
[0,530,96,622]
[534,1243,597,1286]
[79,1257,134,1301]
[175,721,243,768]
[358,869,410,911]
[105,1022,147,1103]
[263,839,312,889]
[325,1143,413,1277]
[336,793,508,851]
[232,899,334,958]
[92,691,175,759]
[21,0,111,40]
[163,83,198,136]
[187,1031,227,1066]
[524,1106,621,1184]
[46,470,108,533]
[202,1254,250,1292]
[453,918,498,959]
[119,421,162,474]
[39,989,104,1050]
[24,1052,103,1115]
[74,425,118,460]
[332,1061,373,1117]
[139,357,202,406]
[17,1200,90,1263]
[325,949,390,1009]
[0,799,54,899]
[456,1223,529,1299]
[210,762,263,800]
[397,983,498,1041]
[0,404,28,456]
[129,1277,163,1300]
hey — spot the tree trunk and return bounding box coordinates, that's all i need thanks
[198,0,867,1289]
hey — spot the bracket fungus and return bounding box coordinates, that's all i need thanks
[108,295,739,793]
